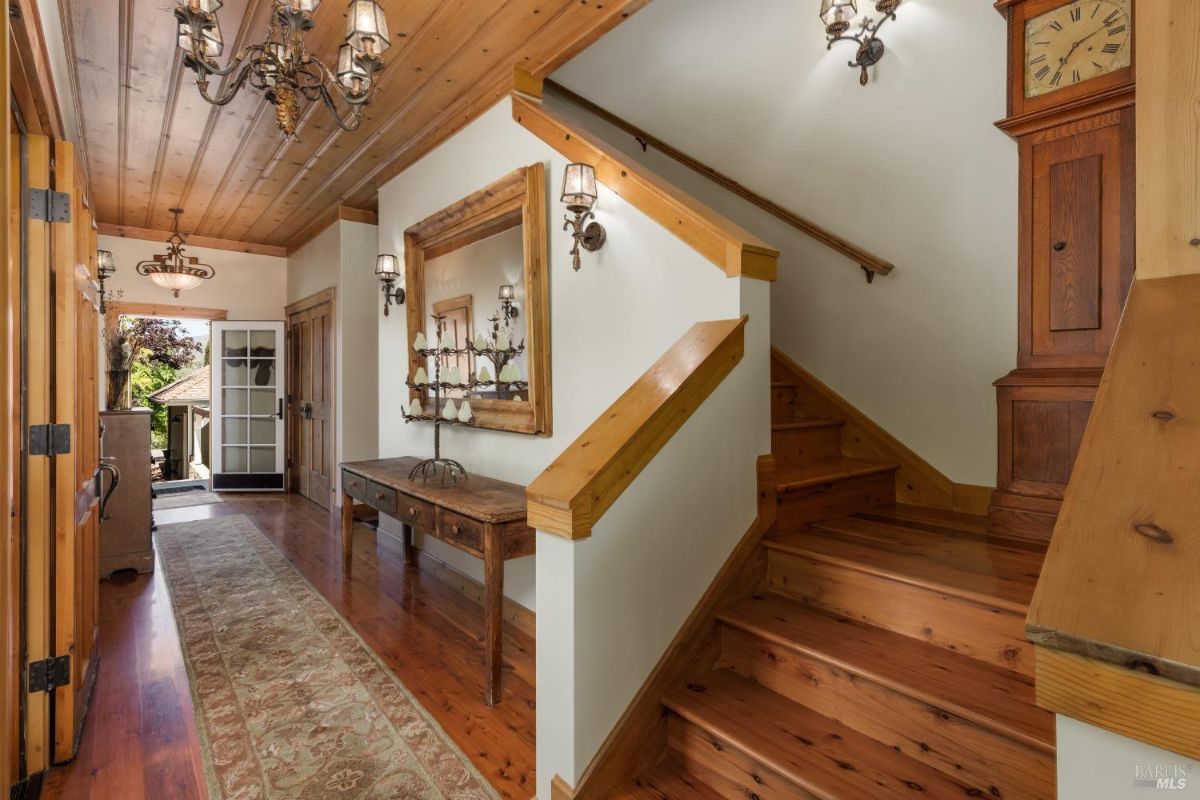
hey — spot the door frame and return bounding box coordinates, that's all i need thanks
[284,287,337,508]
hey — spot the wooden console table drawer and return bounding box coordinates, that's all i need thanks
[343,472,368,501]
[395,496,435,530]
[367,480,398,513]
[340,457,534,706]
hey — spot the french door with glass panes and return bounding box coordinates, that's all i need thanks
[211,321,286,491]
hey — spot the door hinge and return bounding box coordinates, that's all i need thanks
[28,424,71,456]
[27,655,70,693]
[26,188,71,222]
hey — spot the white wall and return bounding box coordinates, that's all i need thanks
[554,0,1017,486]
[375,100,770,799]
[1057,716,1199,798]
[285,220,380,477]
[99,234,288,321]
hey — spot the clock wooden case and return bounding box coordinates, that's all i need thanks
[990,0,1135,542]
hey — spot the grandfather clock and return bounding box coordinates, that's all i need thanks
[990,0,1135,541]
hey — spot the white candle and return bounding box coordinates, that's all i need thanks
[457,401,473,423]
[496,331,510,351]
[478,365,492,383]
[413,367,428,386]
[412,332,426,351]
[442,399,458,421]
[407,398,423,416]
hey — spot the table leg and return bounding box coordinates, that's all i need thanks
[402,522,416,566]
[482,525,504,706]
[340,498,355,563]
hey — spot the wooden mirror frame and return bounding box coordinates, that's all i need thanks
[405,162,551,436]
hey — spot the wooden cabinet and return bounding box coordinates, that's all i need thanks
[99,410,154,578]
[992,1,1136,542]
[1019,108,1135,368]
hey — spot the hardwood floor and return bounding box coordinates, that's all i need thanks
[42,493,536,800]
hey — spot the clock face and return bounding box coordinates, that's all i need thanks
[1024,0,1132,99]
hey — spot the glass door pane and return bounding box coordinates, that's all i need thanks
[211,322,285,491]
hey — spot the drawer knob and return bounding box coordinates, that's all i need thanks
[376,492,386,500]
[408,506,416,515]
[452,524,461,534]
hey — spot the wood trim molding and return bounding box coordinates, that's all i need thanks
[111,301,228,321]
[527,318,748,540]
[283,286,336,317]
[569,454,776,799]
[405,163,551,437]
[545,80,894,280]
[550,775,576,800]
[1035,646,1200,761]
[9,0,66,140]
[512,95,779,281]
[97,223,287,258]
[1027,274,1200,687]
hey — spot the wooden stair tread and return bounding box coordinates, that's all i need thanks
[766,510,1040,613]
[664,669,974,799]
[776,457,898,492]
[855,504,1047,552]
[771,417,845,431]
[719,594,1055,752]
[611,761,725,800]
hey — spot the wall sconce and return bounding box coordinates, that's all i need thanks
[498,284,519,323]
[561,163,607,271]
[376,253,405,316]
[821,0,902,86]
[96,249,116,314]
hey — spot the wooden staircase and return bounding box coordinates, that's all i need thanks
[612,369,1054,799]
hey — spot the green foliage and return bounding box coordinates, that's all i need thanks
[120,317,203,449]
[131,359,178,448]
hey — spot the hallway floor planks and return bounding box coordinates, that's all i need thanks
[41,493,536,800]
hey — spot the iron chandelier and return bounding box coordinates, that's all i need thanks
[136,209,216,297]
[174,0,392,137]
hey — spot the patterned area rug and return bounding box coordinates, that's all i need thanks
[154,491,223,510]
[157,514,499,799]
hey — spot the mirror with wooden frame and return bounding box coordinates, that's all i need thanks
[405,162,551,435]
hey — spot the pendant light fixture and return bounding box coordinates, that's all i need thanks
[136,209,216,297]
[174,0,392,137]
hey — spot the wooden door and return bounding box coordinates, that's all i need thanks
[15,135,101,773]
[285,289,335,508]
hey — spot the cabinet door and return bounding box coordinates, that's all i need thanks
[1021,109,1134,368]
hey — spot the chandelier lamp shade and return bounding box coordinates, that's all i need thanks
[135,208,216,298]
[174,0,391,137]
[819,0,903,86]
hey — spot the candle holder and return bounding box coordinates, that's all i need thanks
[403,313,527,484]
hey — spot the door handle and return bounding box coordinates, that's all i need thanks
[277,398,284,420]
[97,460,120,521]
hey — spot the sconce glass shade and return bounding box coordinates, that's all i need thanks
[96,249,116,277]
[275,0,320,12]
[375,253,399,276]
[820,0,857,35]
[561,163,598,212]
[346,0,391,56]
[498,284,515,301]
[337,44,371,92]
[182,0,223,14]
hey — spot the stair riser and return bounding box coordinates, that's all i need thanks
[771,426,842,469]
[777,472,895,531]
[667,716,822,800]
[719,624,1056,800]
[765,551,1034,677]
[771,386,799,423]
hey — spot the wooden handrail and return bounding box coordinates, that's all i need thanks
[1026,273,1200,758]
[512,96,778,281]
[544,80,895,282]
[527,318,747,540]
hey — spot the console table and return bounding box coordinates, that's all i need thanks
[339,457,534,705]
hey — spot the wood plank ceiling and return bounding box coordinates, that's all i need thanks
[61,0,649,251]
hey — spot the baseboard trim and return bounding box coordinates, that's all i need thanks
[375,524,536,638]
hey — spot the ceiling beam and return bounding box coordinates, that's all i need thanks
[97,222,288,258]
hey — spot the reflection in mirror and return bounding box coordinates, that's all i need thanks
[423,226,527,402]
